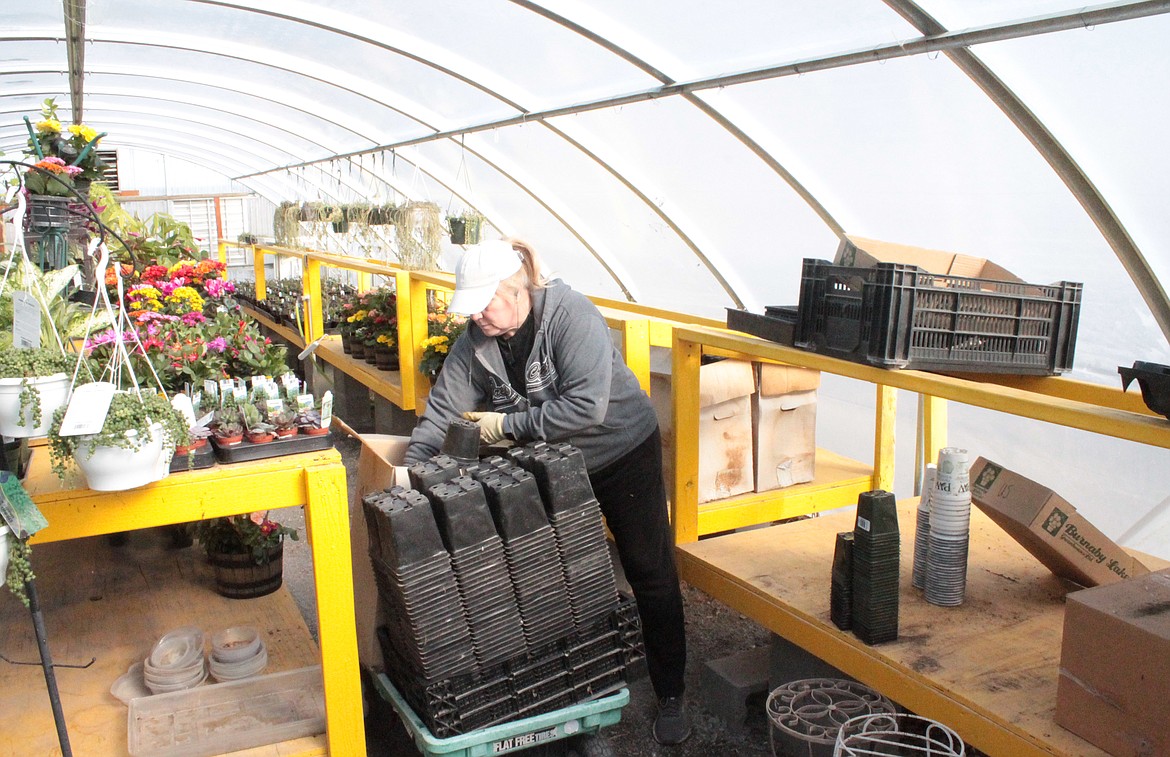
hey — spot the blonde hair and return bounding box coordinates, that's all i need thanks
[500,237,548,295]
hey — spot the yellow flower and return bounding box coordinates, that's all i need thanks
[377,334,393,345]
[165,286,205,313]
[436,343,448,355]
[35,119,61,134]
[68,124,100,143]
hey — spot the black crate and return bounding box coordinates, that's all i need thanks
[795,259,1081,375]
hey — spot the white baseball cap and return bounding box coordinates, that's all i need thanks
[447,239,523,315]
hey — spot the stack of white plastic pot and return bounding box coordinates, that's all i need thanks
[911,447,972,607]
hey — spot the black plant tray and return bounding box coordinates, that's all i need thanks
[725,306,798,346]
[1119,360,1170,420]
[170,442,216,473]
[211,431,335,464]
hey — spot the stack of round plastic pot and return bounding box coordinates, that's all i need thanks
[511,442,618,631]
[362,486,477,682]
[925,447,971,607]
[474,463,575,648]
[427,476,527,667]
[209,626,267,682]
[143,626,207,694]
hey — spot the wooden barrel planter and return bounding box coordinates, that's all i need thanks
[208,545,284,599]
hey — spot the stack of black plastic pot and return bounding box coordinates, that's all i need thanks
[427,475,528,667]
[508,442,619,630]
[366,432,637,736]
[469,459,575,648]
[849,490,901,644]
[361,487,478,683]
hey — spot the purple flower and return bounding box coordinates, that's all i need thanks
[206,336,227,353]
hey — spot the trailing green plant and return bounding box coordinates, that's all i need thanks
[394,201,443,270]
[46,390,191,480]
[193,511,299,565]
[273,201,301,247]
[5,536,35,608]
[0,347,74,429]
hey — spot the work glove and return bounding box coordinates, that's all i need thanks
[462,411,507,445]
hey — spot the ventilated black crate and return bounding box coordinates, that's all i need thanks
[795,259,1081,375]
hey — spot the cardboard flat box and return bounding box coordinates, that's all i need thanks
[1056,568,1170,756]
[969,457,1149,587]
[352,433,411,669]
[835,235,1022,282]
[650,358,755,504]
[753,363,819,492]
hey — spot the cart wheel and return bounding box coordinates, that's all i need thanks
[564,732,616,757]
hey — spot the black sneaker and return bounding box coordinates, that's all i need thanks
[653,695,692,745]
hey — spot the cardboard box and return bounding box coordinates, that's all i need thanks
[352,433,411,669]
[835,235,1022,282]
[650,358,755,504]
[969,457,1149,587]
[1055,568,1170,756]
[753,363,819,491]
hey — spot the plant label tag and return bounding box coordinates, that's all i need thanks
[320,391,333,429]
[56,382,118,437]
[218,379,234,403]
[204,380,219,402]
[297,337,323,361]
[0,472,48,539]
[171,393,197,427]
[232,386,247,404]
[12,291,41,349]
[266,398,284,414]
[196,412,214,428]
[296,393,314,411]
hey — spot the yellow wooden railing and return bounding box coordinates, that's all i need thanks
[218,241,1163,538]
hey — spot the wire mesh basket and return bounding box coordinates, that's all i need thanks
[766,678,896,757]
[833,713,965,757]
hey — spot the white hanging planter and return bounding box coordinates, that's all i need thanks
[0,373,71,438]
[0,524,9,585]
[74,422,172,492]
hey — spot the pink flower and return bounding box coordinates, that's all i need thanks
[249,512,266,526]
[206,336,227,353]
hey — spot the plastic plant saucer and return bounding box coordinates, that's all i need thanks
[1119,360,1170,420]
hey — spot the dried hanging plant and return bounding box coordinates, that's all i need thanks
[273,201,301,247]
[393,201,443,270]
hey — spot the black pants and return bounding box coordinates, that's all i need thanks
[589,426,687,699]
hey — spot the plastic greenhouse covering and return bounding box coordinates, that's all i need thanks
[3,0,1170,556]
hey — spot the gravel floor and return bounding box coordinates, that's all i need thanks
[276,434,777,756]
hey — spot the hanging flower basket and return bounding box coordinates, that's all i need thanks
[0,374,71,438]
[27,195,72,231]
[208,544,284,599]
[74,421,171,492]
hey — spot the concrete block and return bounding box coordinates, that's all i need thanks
[768,633,852,691]
[700,645,770,727]
[373,395,417,436]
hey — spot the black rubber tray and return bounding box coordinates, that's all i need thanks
[210,431,335,464]
[170,442,216,473]
[725,306,798,346]
[1119,360,1170,420]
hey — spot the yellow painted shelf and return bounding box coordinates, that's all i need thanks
[0,533,326,757]
[18,447,365,756]
[678,501,1169,757]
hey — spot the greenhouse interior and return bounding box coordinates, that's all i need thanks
[2,1,1170,756]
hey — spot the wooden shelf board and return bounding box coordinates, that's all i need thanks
[677,500,1111,757]
[694,449,873,535]
[313,337,407,408]
[0,532,325,756]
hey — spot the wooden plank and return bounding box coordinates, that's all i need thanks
[243,306,307,350]
[313,336,407,408]
[676,501,1119,757]
[0,532,325,757]
[674,327,1170,450]
[694,449,871,535]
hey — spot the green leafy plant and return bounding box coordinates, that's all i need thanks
[211,406,244,439]
[269,407,298,434]
[0,257,113,347]
[46,390,191,480]
[5,536,35,608]
[193,511,299,565]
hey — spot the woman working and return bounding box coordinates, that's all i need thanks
[405,238,691,746]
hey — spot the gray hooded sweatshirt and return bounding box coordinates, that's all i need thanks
[404,279,658,471]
